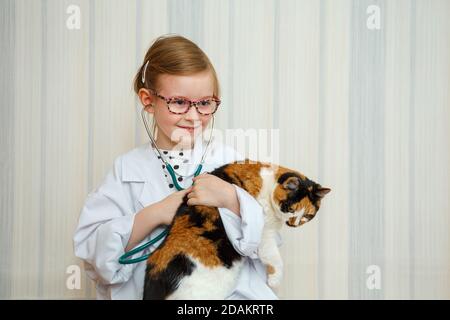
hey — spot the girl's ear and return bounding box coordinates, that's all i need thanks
[138,88,154,111]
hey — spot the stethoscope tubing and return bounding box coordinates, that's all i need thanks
[118,108,214,264]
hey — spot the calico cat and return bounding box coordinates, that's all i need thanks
[143,160,330,300]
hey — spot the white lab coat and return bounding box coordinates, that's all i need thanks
[73,134,281,299]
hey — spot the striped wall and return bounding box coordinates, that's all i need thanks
[0,0,449,299]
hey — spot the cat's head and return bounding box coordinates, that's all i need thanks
[271,170,330,227]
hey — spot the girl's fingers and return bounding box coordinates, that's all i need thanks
[187,197,197,206]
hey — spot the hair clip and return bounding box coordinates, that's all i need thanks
[141,60,150,84]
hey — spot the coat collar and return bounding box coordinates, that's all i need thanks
[121,133,214,183]
[122,133,223,210]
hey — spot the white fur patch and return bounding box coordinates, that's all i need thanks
[255,166,299,289]
[257,167,283,228]
[165,256,244,300]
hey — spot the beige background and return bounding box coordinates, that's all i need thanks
[1,0,449,299]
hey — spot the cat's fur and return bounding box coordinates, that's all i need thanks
[143,160,330,300]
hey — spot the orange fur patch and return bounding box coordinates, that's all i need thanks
[222,160,268,197]
[294,197,316,214]
[267,264,276,275]
[287,217,299,227]
[274,165,306,182]
[196,205,220,222]
[273,184,288,205]
[147,213,222,276]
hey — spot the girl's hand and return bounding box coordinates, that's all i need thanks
[186,173,240,215]
[158,186,193,225]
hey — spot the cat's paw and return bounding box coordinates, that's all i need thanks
[267,274,282,290]
[266,264,282,290]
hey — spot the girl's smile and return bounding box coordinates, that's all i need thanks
[176,125,201,133]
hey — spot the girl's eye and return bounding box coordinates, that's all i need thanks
[173,99,188,105]
[199,100,211,106]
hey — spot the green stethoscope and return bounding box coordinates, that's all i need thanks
[118,107,214,264]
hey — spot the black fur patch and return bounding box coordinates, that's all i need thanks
[143,254,195,300]
[209,165,244,188]
[200,219,242,268]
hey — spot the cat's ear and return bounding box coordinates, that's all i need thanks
[283,176,301,191]
[314,186,331,199]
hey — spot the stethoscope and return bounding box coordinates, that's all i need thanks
[118,106,215,264]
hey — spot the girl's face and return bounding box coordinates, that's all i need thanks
[140,71,215,150]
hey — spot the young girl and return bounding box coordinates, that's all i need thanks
[73,34,280,300]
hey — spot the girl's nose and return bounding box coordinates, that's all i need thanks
[184,104,201,120]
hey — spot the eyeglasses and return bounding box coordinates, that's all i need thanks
[149,89,221,115]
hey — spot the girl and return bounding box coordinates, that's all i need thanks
[73,34,280,300]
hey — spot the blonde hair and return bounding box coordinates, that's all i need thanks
[134,34,221,97]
